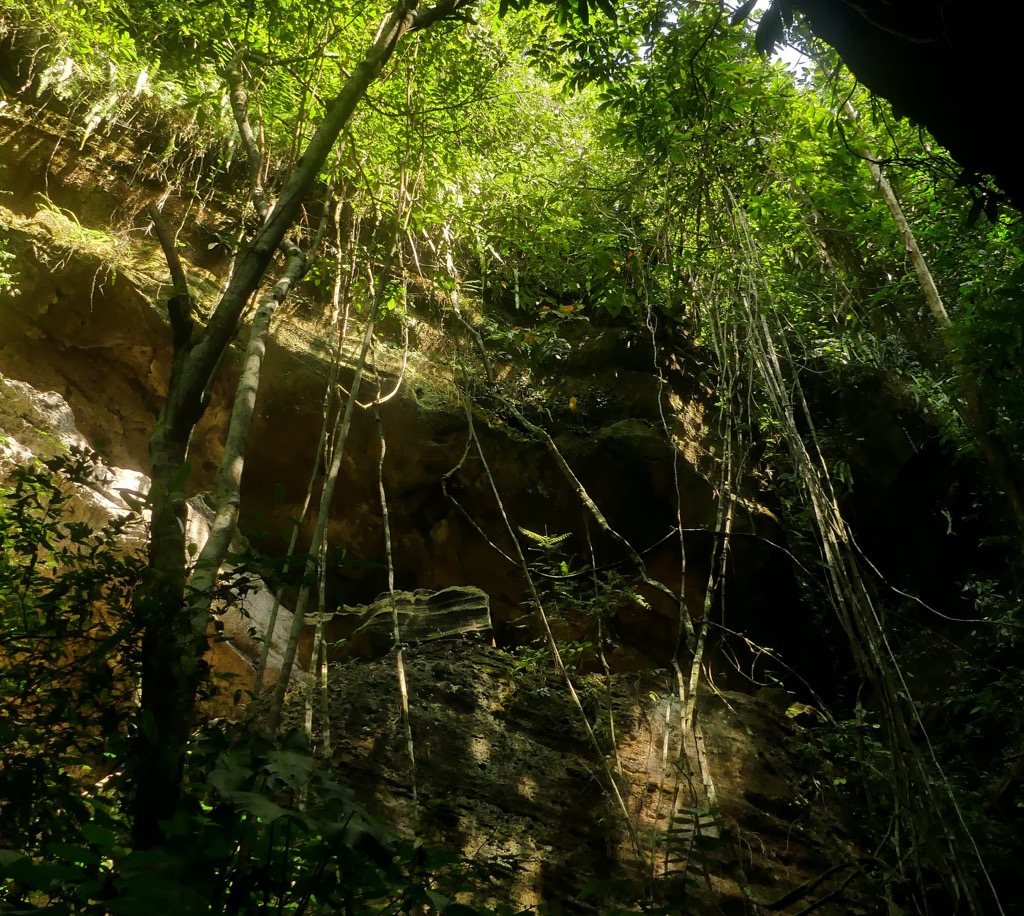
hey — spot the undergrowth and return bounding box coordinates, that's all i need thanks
[0,451,534,914]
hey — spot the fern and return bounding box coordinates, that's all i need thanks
[517,527,571,550]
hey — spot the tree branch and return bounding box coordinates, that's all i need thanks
[148,203,193,350]
[225,54,272,224]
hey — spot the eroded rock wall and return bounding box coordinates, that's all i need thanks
[291,640,869,913]
[0,374,296,700]
[1,125,795,680]
[0,102,890,914]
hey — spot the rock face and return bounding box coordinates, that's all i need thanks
[0,149,799,683]
[0,374,296,697]
[184,492,297,690]
[0,108,876,912]
[0,374,149,537]
[325,586,493,661]
[301,640,869,914]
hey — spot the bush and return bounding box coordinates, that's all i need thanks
[0,450,517,914]
[0,448,142,860]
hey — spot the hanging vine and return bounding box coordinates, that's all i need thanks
[720,187,1003,915]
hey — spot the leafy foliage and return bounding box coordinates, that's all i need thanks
[0,173,13,295]
[0,454,532,913]
[958,262,1024,463]
[0,235,12,294]
[0,449,142,859]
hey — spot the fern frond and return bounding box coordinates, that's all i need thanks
[517,527,571,549]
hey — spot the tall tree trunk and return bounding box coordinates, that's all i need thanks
[131,0,475,849]
[133,422,196,850]
[857,131,1024,536]
[186,238,314,643]
[266,281,382,734]
[131,206,208,848]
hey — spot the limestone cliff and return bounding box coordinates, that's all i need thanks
[1,104,886,913]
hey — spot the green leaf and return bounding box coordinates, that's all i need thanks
[754,4,784,55]
[2,858,84,888]
[228,791,290,823]
[168,460,192,494]
[81,823,118,849]
[730,0,757,26]
[517,527,570,549]
[46,842,101,866]
[0,849,26,867]
[265,747,314,790]
[426,889,451,910]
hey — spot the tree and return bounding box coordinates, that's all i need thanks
[134,0,480,850]
[6,0,1024,908]
[130,0,620,852]
[751,0,1024,210]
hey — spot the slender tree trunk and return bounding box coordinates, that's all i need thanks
[266,273,384,734]
[132,202,208,846]
[131,0,475,848]
[860,138,1024,536]
[186,233,317,642]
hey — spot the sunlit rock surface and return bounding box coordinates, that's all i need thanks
[2,110,884,911]
[0,375,296,698]
[286,641,868,914]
